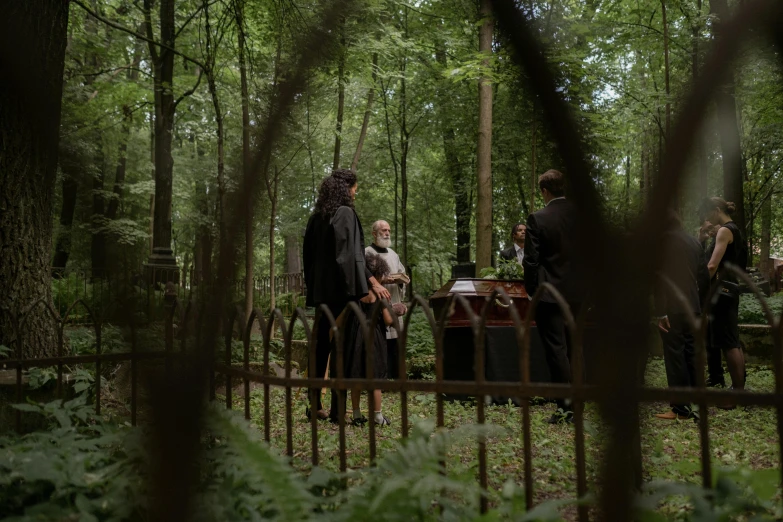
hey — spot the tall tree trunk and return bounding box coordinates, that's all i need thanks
[475,0,494,275]
[285,235,301,274]
[530,116,537,212]
[661,0,671,138]
[204,0,225,257]
[91,148,107,278]
[399,56,409,267]
[235,0,253,320]
[351,52,378,171]
[380,79,400,250]
[332,18,346,170]
[106,105,132,221]
[435,44,471,263]
[693,0,708,199]
[625,154,631,225]
[145,0,178,271]
[267,168,279,312]
[52,173,78,273]
[760,191,772,276]
[0,0,69,356]
[709,0,746,234]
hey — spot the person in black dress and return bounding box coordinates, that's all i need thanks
[303,169,390,422]
[654,211,710,420]
[523,169,584,424]
[698,197,747,404]
[344,253,397,426]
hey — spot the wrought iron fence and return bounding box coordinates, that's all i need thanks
[3,268,782,519]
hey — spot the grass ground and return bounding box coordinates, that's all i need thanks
[225,357,779,517]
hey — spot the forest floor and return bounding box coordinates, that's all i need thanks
[231,357,779,518]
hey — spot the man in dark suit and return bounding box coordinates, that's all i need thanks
[654,211,709,420]
[523,169,582,424]
[500,223,526,267]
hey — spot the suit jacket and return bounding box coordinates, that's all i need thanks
[499,246,516,262]
[522,198,582,304]
[303,206,371,307]
[655,229,709,316]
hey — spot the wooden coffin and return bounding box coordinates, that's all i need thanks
[429,278,531,327]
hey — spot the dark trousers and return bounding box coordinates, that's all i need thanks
[387,338,399,379]
[659,313,697,415]
[535,301,580,412]
[310,302,346,415]
[706,340,725,387]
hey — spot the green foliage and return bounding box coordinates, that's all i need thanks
[405,309,436,380]
[480,260,524,281]
[738,292,783,325]
[0,397,146,521]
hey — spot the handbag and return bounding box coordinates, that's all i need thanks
[718,280,740,301]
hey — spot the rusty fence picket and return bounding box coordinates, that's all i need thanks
[4,278,783,520]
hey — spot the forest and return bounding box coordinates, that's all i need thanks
[2,0,783,520]
[3,0,782,326]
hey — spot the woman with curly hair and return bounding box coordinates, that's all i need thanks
[303,169,390,422]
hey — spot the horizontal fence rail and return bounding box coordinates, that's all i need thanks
[4,268,782,520]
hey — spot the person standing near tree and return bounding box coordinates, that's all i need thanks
[698,197,747,404]
[523,169,583,424]
[303,169,390,422]
[365,220,408,379]
[500,223,526,267]
[654,211,709,420]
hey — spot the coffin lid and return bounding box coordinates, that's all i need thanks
[430,278,529,300]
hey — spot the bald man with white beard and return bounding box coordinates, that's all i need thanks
[366,220,407,379]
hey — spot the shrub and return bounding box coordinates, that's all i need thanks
[737,292,783,325]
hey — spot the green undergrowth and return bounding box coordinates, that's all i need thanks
[1,358,780,521]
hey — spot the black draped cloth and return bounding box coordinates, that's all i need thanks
[303,206,371,307]
[344,300,388,380]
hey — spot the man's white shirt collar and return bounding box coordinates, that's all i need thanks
[546,196,566,206]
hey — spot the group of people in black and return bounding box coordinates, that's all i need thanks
[303,167,747,428]
[655,197,747,419]
[508,170,747,423]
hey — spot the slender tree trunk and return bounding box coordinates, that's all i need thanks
[380,79,400,250]
[693,0,708,199]
[710,0,746,234]
[435,45,471,263]
[625,154,631,225]
[399,55,410,267]
[91,148,107,278]
[268,168,279,312]
[530,116,537,212]
[332,18,346,170]
[475,0,494,274]
[351,52,378,171]
[204,1,225,257]
[0,0,69,356]
[52,173,78,273]
[760,191,772,276]
[661,0,671,138]
[107,106,132,221]
[235,0,253,319]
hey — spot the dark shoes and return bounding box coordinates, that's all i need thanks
[547,410,574,425]
[305,407,331,421]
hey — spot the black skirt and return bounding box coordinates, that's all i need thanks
[344,302,388,380]
[708,294,739,350]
